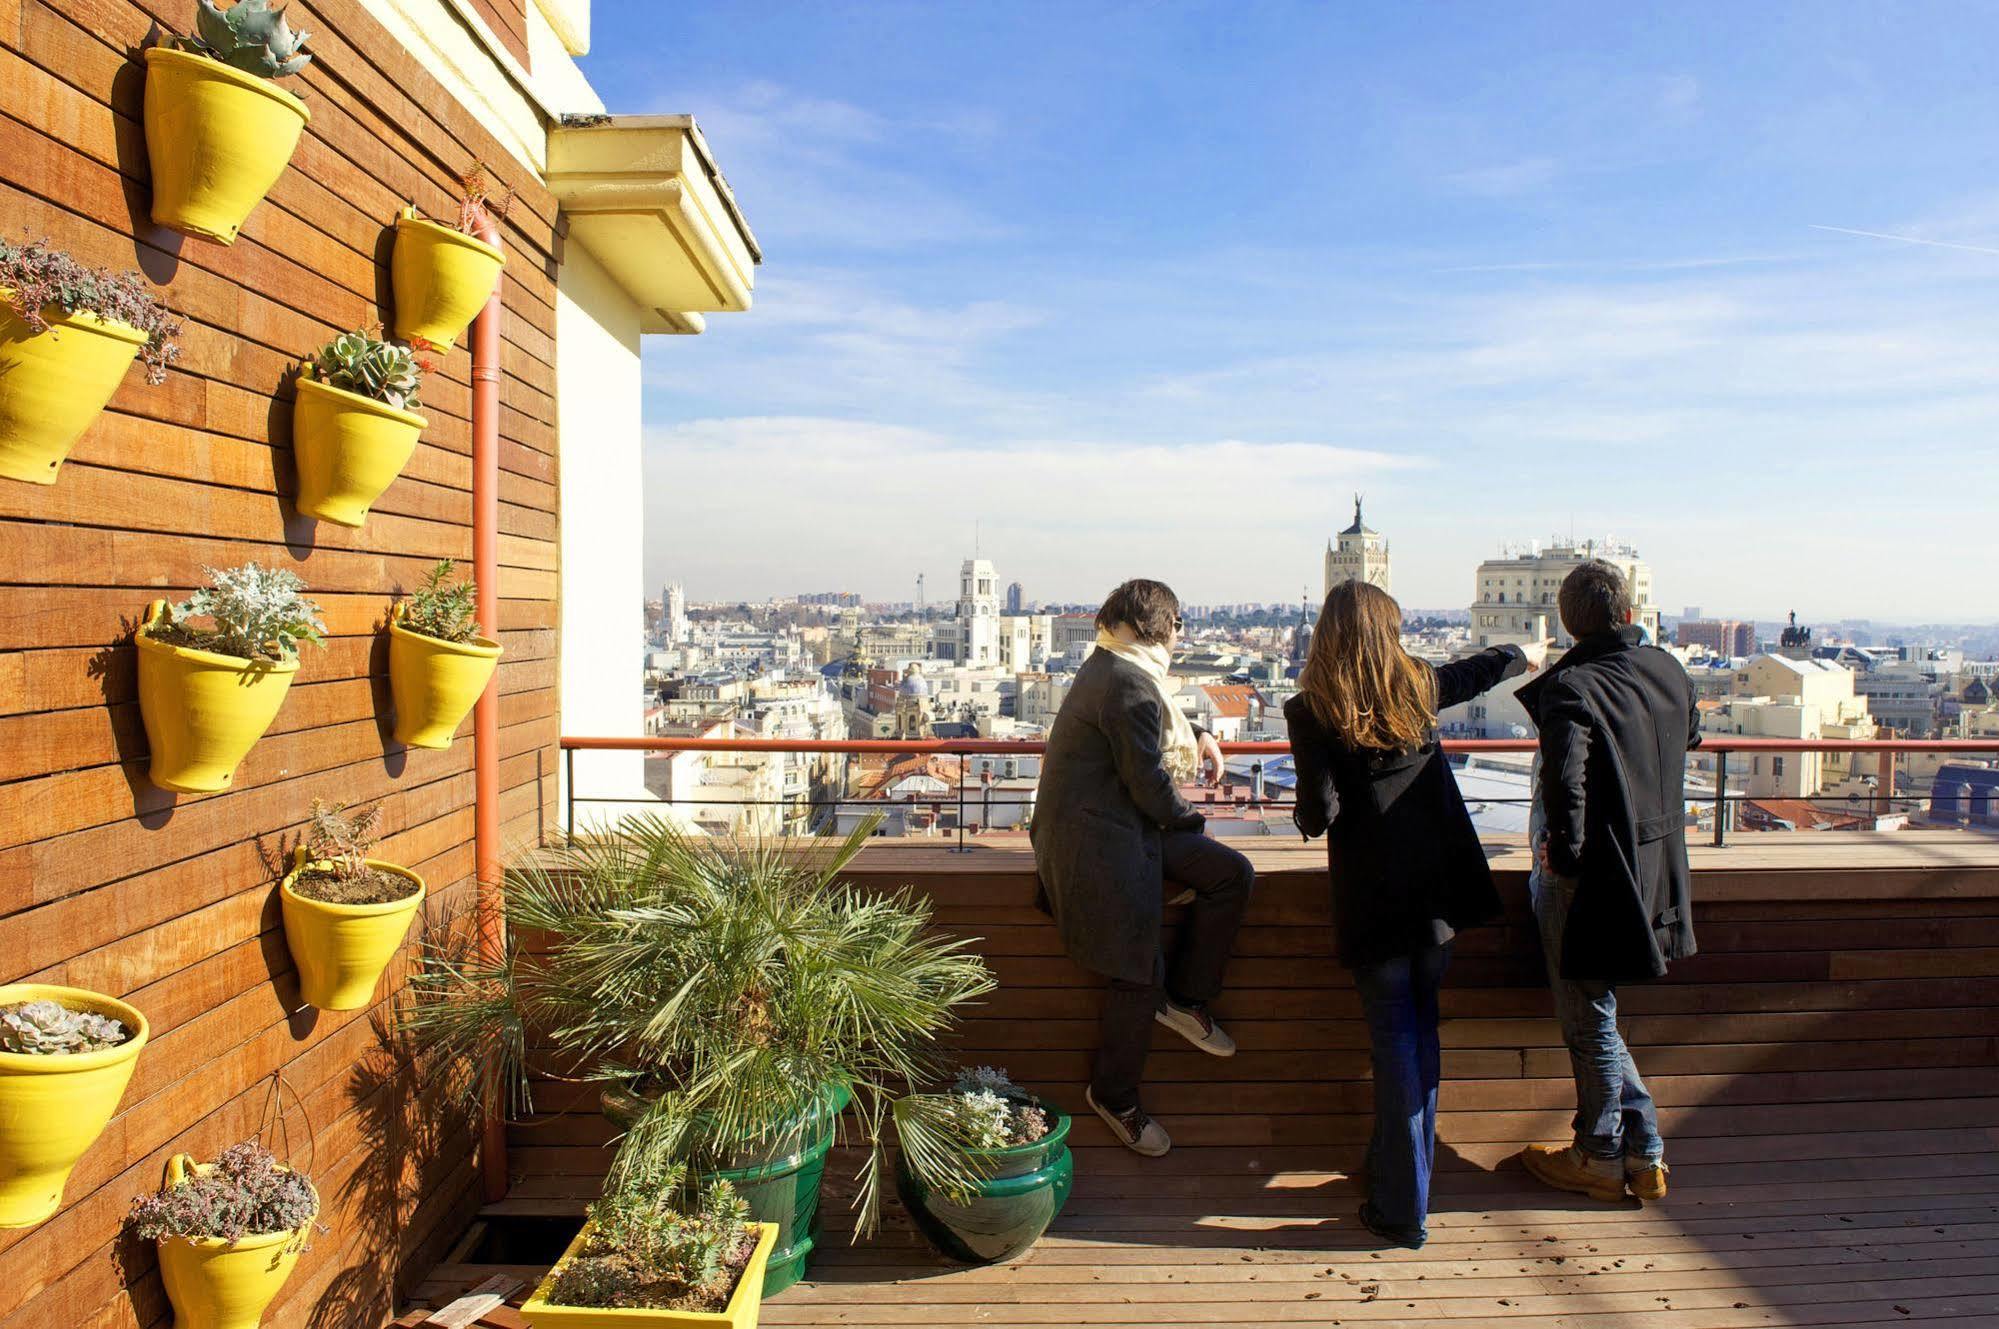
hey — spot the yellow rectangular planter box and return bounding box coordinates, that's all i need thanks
[522,1221,778,1328]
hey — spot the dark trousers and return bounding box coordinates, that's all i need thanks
[1353,941,1451,1239]
[1090,831,1255,1112]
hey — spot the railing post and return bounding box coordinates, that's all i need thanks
[565,746,575,841]
[954,753,968,854]
[1712,749,1728,847]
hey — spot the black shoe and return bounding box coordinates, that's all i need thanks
[1356,1201,1425,1249]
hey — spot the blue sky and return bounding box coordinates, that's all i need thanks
[584,1,1999,621]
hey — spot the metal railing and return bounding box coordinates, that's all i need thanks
[561,735,1999,849]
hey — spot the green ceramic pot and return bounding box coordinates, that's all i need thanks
[895,1106,1073,1264]
[601,1080,850,1297]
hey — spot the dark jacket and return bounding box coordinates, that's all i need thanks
[1284,646,1528,970]
[1031,649,1205,985]
[1516,626,1701,983]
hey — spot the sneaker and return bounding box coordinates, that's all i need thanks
[1518,1143,1628,1203]
[1085,1086,1170,1157]
[1625,1155,1669,1201]
[1156,998,1236,1057]
[1356,1201,1426,1249]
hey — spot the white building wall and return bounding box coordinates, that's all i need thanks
[556,241,649,821]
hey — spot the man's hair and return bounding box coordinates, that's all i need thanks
[1095,578,1180,645]
[1558,560,1633,639]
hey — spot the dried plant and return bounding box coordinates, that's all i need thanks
[397,560,481,644]
[307,327,428,412]
[547,1159,755,1312]
[148,563,325,663]
[0,999,129,1056]
[171,0,312,79]
[399,815,996,1237]
[456,161,514,237]
[0,237,183,383]
[304,800,384,881]
[125,1141,321,1246]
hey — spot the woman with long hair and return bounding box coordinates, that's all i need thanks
[1284,581,1546,1247]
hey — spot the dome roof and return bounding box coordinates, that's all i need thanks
[898,666,932,697]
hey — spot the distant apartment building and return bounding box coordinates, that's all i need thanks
[1471,538,1661,650]
[1015,673,1074,728]
[1677,617,1757,658]
[1854,660,1944,737]
[1695,655,1876,799]
[662,582,689,643]
[1323,495,1392,599]
[937,557,1002,664]
[1051,613,1101,664]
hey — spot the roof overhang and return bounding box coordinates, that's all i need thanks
[546,114,761,334]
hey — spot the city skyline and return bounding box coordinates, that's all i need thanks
[582,2,1999,619]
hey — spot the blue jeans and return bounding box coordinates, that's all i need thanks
[1352,941,1450,1239]
[1529,807,1664,1161]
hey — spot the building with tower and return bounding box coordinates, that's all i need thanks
[1470,538,1660,650]
[1324,495,1391,601]
[662,581,688,644]
[893,663,934,738]
[937,557,1002,665]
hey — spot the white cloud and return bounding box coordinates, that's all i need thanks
[1442,157,1559,197]
[644,418,1428,604]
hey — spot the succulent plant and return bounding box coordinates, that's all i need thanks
[397,560,480,644]
[307,327,426,413]
[0,237,184,384]
[126,1141,321,1246]
[150,562,326,663]
[548,1160,755,1312]
[942,1066,1050,1149]
[0,999,129,1055]
[176,0,312,79]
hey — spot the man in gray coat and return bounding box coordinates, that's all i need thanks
[1032,579,1255,1155]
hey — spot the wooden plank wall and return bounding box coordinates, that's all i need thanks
[504,856,1999,1202]
[0,0,560,1325]
[463,0,528,70]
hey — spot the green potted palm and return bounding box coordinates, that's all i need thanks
[401,816,995,1298]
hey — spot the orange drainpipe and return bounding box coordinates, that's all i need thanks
[470,212,508,1203]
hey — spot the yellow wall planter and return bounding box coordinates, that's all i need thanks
[521,1221,778,1329]
[155,1155,315,1329]
[391,211,504,352]
[279,850,425,1011]
[0,294,147,485]
[136,600,298,793]
[388,605,502,749]
[0,984,147,1228]
[291,375,427,527]
[143,47,309,245]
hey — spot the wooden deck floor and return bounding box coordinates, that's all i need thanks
[410,1122,1999,1329]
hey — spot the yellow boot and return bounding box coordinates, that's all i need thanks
[1518,1143,1627,1202]
[1626,1156,1669,1201]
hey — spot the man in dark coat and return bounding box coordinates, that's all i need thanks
[1514,560,1701,1204]
[1031,579,1254,1156]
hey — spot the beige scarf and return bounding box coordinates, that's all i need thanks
[1095,627,1199,784]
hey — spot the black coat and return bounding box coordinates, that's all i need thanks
[1031,649,1205,985]
[1516,626,1702,983]
[1284,646,1528,970]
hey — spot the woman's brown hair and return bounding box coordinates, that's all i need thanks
[1297,581,1437,751]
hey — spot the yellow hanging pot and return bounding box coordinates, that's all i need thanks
[136,600,298,793]
[291,375,427,527]
[279,849,426,1011]
[390,210,504,352]
[0,984,148,1228]
[155,1154,315,1329]
[388,602,502,749]
[142,47,309,245]
[0,294,147,486]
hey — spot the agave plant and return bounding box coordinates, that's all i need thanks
[400,816,996,1234]
[174,0,312,79]
[149,562,326,663]
[307,327,426,413]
